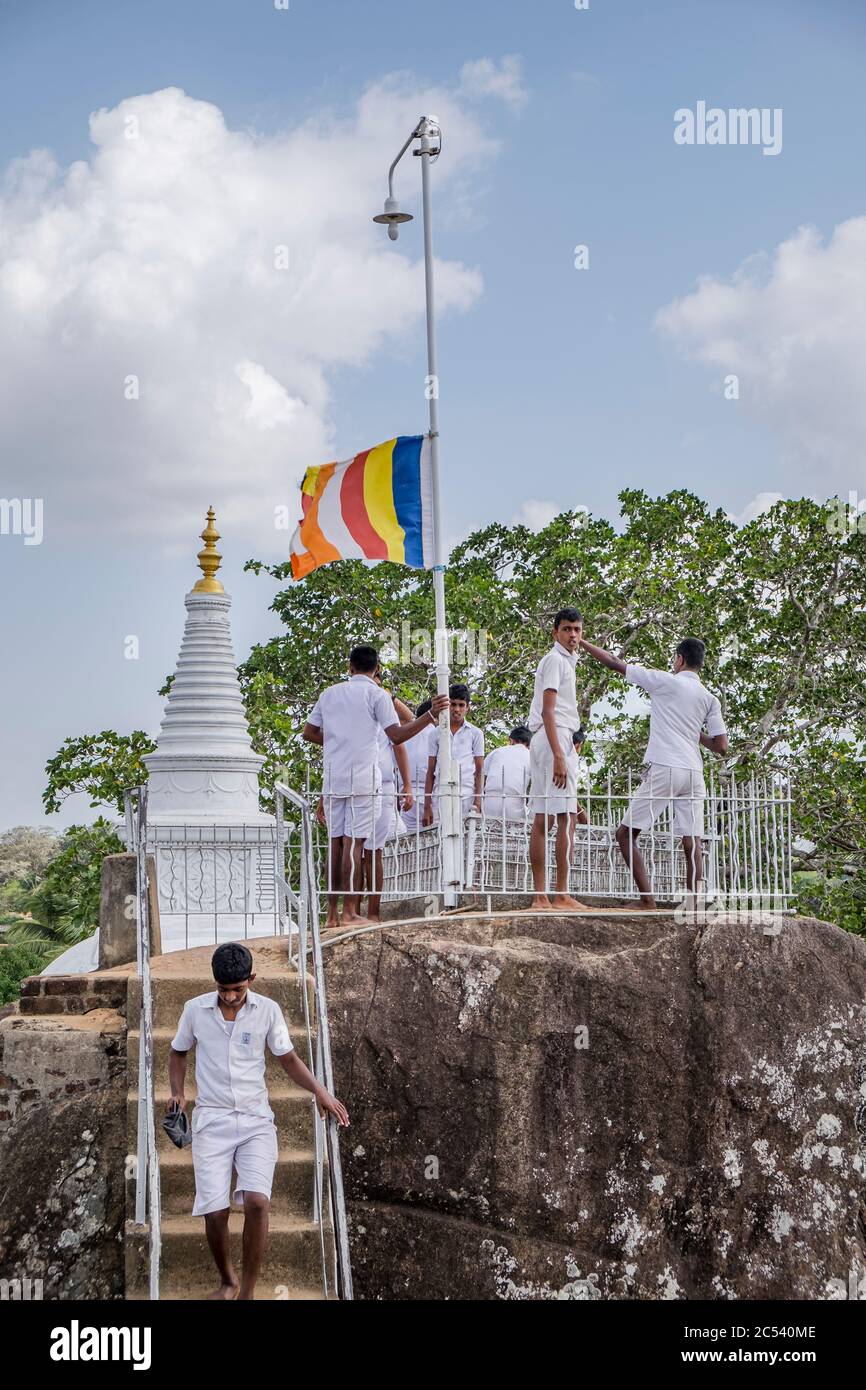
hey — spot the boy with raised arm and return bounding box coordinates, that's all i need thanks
[527,609,590,912]
[579,634,728,908]
[303,645,448,927]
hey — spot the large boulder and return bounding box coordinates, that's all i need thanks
[325,911,866,1300]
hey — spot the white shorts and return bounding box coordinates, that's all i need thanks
[323,791,379,841]
[364,785,405,851]
[621,764,706,838]
[191,1109,278,1216]
[529,726,578,816]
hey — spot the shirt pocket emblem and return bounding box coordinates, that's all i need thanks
[241,1031,251,1044]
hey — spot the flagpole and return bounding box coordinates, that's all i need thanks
[374,116,460,906]
[418,123,461,907]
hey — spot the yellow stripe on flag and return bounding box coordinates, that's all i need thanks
[363,438,405,562]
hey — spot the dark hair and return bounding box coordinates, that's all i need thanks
[510,725,531,746]
[573,726,586,747]
[416,698,433,717]
[554,607,583,629]
[449,684,471,703]
[212,942,253,984]
[676,638,705,670]
[349,644,379,673]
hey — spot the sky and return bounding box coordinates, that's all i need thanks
[1,0,865,833]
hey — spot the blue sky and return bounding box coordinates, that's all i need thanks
[2,0,865,833]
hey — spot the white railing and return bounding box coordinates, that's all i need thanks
[124,784,352,1302]
[274,784,354,1301]
[125,786,162,1301]
[296,767,793,911]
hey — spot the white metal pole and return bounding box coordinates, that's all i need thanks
[419,126,460,906]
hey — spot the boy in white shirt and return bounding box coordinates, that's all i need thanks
[399,699,433,834]
[303,646,448,926]
[168,942,348,1300]
[422,684,484,826]
[579,635,728,908]
[363,670,415,922]
[528,609,589,912]
[482,726,531,822]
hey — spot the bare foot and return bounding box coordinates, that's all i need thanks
[551,894,592,912]
[635,898,657,911]
[207,1281,239,1300]
[366,914,381,924]
[341,911,368,925]
[530,894,552,911]
[324,916,341,929]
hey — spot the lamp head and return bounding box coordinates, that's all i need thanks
[373,195,413,240]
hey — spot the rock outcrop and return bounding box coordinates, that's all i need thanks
[325,911,866,1300]
[0,1007,128,1299]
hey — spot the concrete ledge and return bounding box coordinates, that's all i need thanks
[99,853,162,970]
[18,973,128,1016]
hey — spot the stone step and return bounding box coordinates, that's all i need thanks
[126,1212,327,1293]
[127,1088,316,1153]
[127,974,314,1031]
[125,1146,323,1217]
[127,1026,313,1088]
[127,1283,331,1302]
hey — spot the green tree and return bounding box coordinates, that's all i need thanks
[0,825,61,884]
[4,819,124,957]
[0,944,51,1006]
[42,730,156,816]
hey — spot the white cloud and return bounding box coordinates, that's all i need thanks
[512,499,560,531]
[730,491,784,526]
[655,218,866,494]
[0,79,497,539]
[459,56,527,111]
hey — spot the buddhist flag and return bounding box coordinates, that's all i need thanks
[290,435,435,580]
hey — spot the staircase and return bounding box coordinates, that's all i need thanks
[124,940,331,1300]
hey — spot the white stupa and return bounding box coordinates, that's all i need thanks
[143,508,270,825]
[142,510,279,947]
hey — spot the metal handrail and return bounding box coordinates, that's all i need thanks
[275,783,354,1300]
[125,785,162,1300]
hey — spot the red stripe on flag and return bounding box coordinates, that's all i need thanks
[341,450,388,559]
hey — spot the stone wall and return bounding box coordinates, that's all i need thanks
[0,978,128,1300]
[325,911,866,1300]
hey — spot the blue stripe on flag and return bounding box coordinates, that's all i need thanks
[391,435,425,567]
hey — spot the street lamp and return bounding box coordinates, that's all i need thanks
[372,115,461,907]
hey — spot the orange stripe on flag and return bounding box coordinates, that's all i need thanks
[296,463,341,572]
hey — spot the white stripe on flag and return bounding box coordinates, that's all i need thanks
[315,457,366,560]
[420,436,435,569]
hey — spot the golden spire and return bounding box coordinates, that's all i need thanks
[192,506,224,593]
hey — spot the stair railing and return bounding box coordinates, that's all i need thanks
[274,783,354,1301]
[125,785,162,1300]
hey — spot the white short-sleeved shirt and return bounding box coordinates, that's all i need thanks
[528,642,579,733]
[400,725,434,828]
[170,990,294,1121]
[375,726,398,786]
[427,720,484,796]
[482,744,530,819]
[308,674,397,794]
[625,665,726,772]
